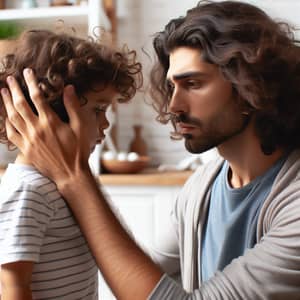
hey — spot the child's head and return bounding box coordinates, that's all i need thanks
[0,29,142,149]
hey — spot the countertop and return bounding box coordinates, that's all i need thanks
[99,168,193,186]
[0,167,193,186]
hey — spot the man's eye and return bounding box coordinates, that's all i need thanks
[186,80,201,88]
[167,82,175,93]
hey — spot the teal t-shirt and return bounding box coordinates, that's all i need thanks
[201,156,286,282]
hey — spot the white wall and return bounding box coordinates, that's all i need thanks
[115,0,300,167]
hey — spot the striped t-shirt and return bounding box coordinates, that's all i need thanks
[0,163,98,299]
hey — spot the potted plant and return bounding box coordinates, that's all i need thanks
[0,21,20,38]
[0,21,21,57]
[0,21,21,168]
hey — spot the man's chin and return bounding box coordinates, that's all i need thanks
[184,138,217,154]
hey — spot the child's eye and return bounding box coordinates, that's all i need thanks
[95,107,105,114]
[95,104,109,115]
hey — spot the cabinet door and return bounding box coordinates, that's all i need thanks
[98,185,180,300]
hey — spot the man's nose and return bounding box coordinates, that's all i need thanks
[168,88,187,115]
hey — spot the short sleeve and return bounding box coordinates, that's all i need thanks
[0,182,53,264]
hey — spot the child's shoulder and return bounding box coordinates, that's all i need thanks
[0,164,60,208]
[1,163,56,194]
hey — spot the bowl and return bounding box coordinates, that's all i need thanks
[101,156,150,174]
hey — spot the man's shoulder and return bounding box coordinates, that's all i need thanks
[177,157,224,203]
[190,157,224,182]
[275,149,300,185]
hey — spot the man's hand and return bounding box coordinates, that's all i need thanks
[1,68,91,187]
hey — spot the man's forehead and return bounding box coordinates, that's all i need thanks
[167,47,214,80]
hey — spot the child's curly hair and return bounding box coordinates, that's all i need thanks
[0,29,142,146]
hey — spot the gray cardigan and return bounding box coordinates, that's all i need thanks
[149,149,300,299]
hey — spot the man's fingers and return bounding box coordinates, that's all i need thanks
[6,74,37,123]
[22,68,50,118]
[63,85,81,131]
[1,87,14,115]
[63,85,90,159]
[1,87,27,136]
[5,118,23,151]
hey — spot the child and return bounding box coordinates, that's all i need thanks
[0,29,142,299]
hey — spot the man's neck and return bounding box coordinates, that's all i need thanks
[217,123,286,188]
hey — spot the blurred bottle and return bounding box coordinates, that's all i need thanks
[50,0,72,6]
[129,125,147,156]
[21,0,38,8]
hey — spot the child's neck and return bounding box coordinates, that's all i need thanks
[15,153,34,166]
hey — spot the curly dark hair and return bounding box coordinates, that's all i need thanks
[0,29,142,146]
[150,0,300,154]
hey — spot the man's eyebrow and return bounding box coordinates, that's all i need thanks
[168,71,207,81]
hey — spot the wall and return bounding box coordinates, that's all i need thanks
[115,0,300,167]
[116,0,200,166]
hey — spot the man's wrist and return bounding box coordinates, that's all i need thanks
[56,166,97,200]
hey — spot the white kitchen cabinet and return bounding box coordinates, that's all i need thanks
[0,0,107,37]
[98,184,182,300]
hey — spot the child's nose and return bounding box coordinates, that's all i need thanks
[100,115,110,131]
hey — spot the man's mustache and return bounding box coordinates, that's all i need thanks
[171,113,202,127]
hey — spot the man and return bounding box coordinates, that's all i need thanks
[2,1,300,299]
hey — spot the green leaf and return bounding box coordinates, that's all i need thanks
[0,21,21,39]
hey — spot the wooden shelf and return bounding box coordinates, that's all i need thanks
[0,6,89,28]
[0,6,88,21]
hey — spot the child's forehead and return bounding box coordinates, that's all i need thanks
[90,83,116,94]
[83,85,117,104]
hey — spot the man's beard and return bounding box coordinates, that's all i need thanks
[174,112,251,154]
